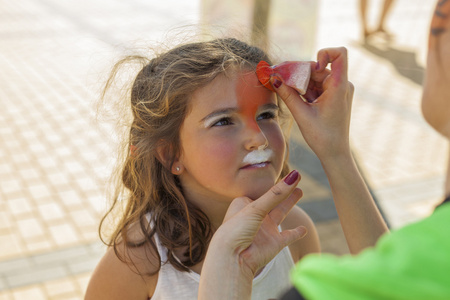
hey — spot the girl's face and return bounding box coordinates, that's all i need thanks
[177,70,286,207]
[422,0,450,138]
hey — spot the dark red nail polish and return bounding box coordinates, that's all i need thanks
[273,79,282,89]
[284,170,299,185]
[315,62,320,71]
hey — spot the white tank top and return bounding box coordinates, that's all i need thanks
[151,228,295,299]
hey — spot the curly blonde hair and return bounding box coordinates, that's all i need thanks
[99,37,291,275]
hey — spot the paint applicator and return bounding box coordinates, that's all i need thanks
[256,61,311,95]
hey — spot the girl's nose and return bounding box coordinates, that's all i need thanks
[244,121,269,151]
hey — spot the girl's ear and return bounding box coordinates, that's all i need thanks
[155,141,183,175]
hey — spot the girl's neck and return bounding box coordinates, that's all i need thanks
[182,190,232,230]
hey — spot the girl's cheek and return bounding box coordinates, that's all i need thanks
[262,123,285,146]
[203,139,237,162]
[270,126,287,162]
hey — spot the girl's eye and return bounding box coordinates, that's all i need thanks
[212,117,233,127]
[257,111,277,121]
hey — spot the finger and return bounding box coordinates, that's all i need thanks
[316,47,348,86]
[269,187,303,225]
[270,76,311,117]
[270,75,303,105]
[310,62,331,83]
[303,84,322,103]
[224,196,252,222]
[347,81,355,101]
[305,68,326,101]
[247,170,301,219]
[280,226,308,248]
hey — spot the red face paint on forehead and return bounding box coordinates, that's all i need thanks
[235,71,275,131]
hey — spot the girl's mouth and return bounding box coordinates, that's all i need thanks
[241,161,270,169]
[241,149,273,169]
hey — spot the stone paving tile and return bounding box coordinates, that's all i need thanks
[0,35,112,260]
[315,219,350,256]
[0,242,104,290]
[375,176,445,227]
[0,272,91,300]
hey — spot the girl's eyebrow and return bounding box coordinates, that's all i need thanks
[262,103,280,111]
[200,107,237,124]
[200,103,280,123]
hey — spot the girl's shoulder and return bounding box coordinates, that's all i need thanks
[281,205,321,262]
[86,242,160,299]
[85,221,161,299]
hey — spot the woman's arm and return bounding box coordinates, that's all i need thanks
[273,47,388,254]
[319,149,388,253]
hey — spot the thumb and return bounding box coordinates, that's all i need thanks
[270,76,311,122]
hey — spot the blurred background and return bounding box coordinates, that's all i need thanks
[0,0,447,298]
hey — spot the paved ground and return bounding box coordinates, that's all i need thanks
[0,0,447,298]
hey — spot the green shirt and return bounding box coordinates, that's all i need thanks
[291,203,450,300]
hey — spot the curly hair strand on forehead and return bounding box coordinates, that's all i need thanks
[99,37,291,275]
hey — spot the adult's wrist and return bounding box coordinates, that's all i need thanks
[318,146,354,171]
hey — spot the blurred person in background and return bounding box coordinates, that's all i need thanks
[360,0,395,41]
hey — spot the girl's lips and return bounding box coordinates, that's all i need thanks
[241,161,271,169]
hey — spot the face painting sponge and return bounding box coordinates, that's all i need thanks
[256,61,311,95]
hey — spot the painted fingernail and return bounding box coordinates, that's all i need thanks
[315,62,320,71]
[273,79,282,89]
[284,170,299,185]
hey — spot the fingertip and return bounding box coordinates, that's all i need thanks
[316,49,329,70]
[282,226,308,246]
[294,187,303,200]
[270,75,283,89]
[314,61,320,71]
[283,170,299,185]
[297,226,308,238]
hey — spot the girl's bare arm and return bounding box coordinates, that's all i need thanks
[85,245,157,300]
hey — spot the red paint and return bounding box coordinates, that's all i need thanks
[236,72,272,132]
[256,61,275,91]
[256,60,311,94]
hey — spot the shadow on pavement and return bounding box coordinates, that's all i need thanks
[289,136,390,228]
[360,41,425,86]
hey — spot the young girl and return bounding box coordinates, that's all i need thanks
[85,37,322,299]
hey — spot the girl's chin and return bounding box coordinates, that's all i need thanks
[239,182,276,200]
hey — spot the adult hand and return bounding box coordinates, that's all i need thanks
[222,170,306,274]
[271,48,389,254]
[199,170,307,299]
[272,47,354,162]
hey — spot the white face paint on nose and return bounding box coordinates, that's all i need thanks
[243,148,273,165]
